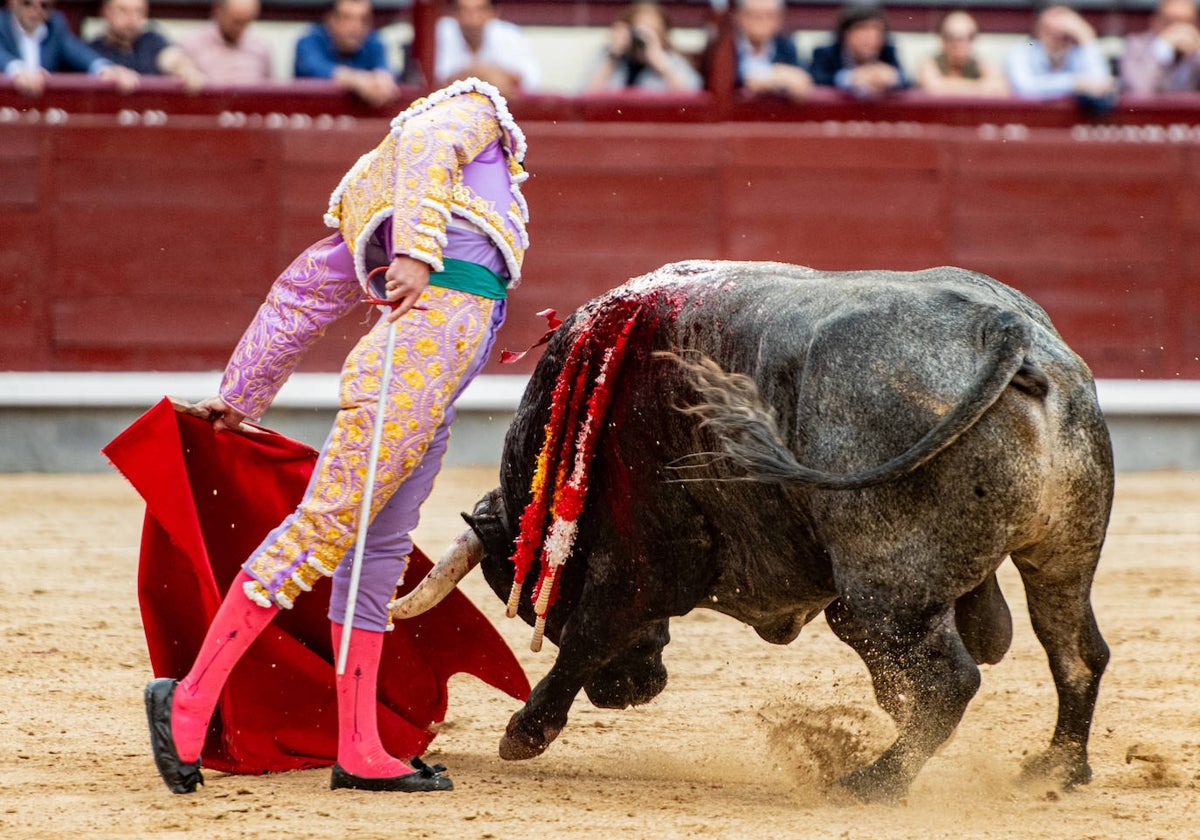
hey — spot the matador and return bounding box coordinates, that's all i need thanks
[144,77,530,795]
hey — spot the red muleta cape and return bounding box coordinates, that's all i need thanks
[103,397,529,775]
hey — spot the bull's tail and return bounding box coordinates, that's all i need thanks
[673,309,1032,490]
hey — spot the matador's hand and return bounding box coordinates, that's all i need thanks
[384,255,431,323]
[192,396,248,432]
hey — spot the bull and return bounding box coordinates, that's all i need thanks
[392,260,1113,802]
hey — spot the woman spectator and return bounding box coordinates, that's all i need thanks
[916,10,1008,96]
[584,2,703,93]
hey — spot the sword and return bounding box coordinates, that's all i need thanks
[337,272,406,675]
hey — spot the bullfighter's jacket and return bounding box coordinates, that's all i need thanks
[324,77,530,289]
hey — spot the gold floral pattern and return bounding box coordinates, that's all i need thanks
[326,89,529,289]
[220,234,365,421]
[243,287,497,608]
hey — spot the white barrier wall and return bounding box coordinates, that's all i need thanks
[2,373,1198,472]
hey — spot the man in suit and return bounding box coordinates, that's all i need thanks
[732,0,812,100]
[1,0,138,96]
[809,2,908,97]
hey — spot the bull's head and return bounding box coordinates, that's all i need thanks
[389,488,511,619]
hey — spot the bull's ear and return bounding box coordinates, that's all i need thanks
[461,510,509,555]
[462,487,510,553]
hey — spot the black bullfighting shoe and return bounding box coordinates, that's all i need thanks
[143,678,204,794]
[330,759,454,792]
[409,755,447,774]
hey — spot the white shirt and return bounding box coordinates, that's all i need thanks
[434,16,541,92]
[5,16,46,76]
[1004,39,1112,99]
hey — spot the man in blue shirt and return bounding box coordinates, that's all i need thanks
[1,0,138,96]
[1005,4,1116,110]
[294,0,397,107]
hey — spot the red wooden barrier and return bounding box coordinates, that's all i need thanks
[2,108,1198,379]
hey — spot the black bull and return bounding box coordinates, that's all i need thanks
[395,260,1113,801]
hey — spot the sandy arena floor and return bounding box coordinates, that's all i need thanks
[0,468,1197,839]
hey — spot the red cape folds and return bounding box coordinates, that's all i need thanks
[103,397,529,775]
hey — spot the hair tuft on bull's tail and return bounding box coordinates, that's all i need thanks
[665,352,804,483]
[665,309,1033,490]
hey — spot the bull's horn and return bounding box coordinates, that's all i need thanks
[389,527,484,619]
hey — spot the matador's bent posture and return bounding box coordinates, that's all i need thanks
[144,78,530,794]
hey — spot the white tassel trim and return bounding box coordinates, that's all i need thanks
[419,197,452,221]
[408,250,445,274]
[511,185,530,224]
[415,224,449,247]
[243,580,273,608]
[507,210,530,249]
[326,149,377,217]
[351,208,395,292]
[289,570,314,593]
[541,517,579,570]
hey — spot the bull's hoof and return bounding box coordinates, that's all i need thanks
[498,713,560,761]
[836,763,910,804]
[1019,746,1092,789]
[584,659,668,709]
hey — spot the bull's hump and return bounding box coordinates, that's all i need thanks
[640,260,821,287]
[595,260,822,312]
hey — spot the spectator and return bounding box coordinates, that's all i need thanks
[295,0,397,107]
[584,2,703,93]
[1004,5,1115,108]
[1119,0,1200,94]
[729,0,812,100]
[0,0,138,96]
[435,0,540,98]
[916,9,1008,97]
[88,0,205,91]
[809,3,908,97]
[179,0,272,85]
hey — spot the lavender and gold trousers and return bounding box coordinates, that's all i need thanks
[225,234,505,631]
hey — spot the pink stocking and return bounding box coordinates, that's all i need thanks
[331,621,413,778]
[171,570,277,763]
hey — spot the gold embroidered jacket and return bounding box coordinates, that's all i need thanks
[324,78,530,289]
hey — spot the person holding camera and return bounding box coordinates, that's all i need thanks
[584,1,702,92]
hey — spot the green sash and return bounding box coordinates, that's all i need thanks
[430,258,508,300]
